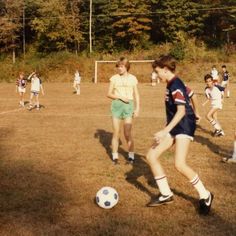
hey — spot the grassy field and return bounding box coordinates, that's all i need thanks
[0,82,235,236]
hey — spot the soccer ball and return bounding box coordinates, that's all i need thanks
[96,186,119,209]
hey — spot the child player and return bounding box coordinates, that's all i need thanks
[202,74,224,136]
[27,71,44,111]
[16,71,27,107]
[73,69,81,95]
[146,55,213,215]
[221,65,230,98]
[107,57,140,164]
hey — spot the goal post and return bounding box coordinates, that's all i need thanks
[94,60,155,83]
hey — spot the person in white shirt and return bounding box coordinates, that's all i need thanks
[211,65,219,85]
[27,71,44,111]
[151,71,159,86]
[107,57,140,164]
[73,70,81,95]
[16,71,27,107]
[202,74,224,136]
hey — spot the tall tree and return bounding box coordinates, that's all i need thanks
[31,0,82,52]
[0,0,24,62]
[112,0,152,50]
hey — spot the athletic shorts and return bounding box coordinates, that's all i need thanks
[221,81,228,87]
[211,103,222,110]
[111,99,134,119]
[31,91,39,96]
[18,87,26,93]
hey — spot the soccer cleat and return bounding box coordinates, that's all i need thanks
[222,157,236,164]
[199,192,214,215]
[147,194,174,207]
[214,130,225,137]
[113,159,119,165]
[127,157,134,164]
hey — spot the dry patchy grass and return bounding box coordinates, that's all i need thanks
[0,82,235,236]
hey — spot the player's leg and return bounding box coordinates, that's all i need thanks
[123,117,134,163]
[77,84,80,95]
[174,137,213,215]
[146,134,174,206]
[28,92,34,110]
[35,94,40,110]
[111,117,121,163]
[206,108,222,134]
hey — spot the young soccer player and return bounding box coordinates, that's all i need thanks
[107,57,140,164]
[211,65,219,85]
[151,71,159,86]
[146,55,213,215]
[27,71,44,111]
[222,130,236,163]
[73,69,81,95]
[221,65,230,98]
[202,74,224,136]
[16,72,27,107]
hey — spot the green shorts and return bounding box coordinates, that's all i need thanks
[111,99,134,119]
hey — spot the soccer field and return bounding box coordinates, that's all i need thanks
[0,82,235,235]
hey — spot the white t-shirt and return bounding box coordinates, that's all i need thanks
[74,72,81,84]
[31,77,41,92]
[205,86,222,108]
[211,68,219,82]
[109,73,138,100]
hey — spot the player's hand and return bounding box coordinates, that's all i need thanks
[42,91,45,96]
[119,96,129,103]
[154,129,168,144]
[195,114,201,124]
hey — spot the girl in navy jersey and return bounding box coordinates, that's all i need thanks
[16,72,27,107]
[146,55,213,215]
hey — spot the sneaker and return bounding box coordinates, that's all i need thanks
[127,157,134,164]
[215,130,225,137]
[36,107,40,111]
[199,192,214,215]
[113,159,119,165]
[147,194,174,207]
[222,157,236,164]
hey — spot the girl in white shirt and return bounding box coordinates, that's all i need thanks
[73,70,81,95]
[27,71,44,111]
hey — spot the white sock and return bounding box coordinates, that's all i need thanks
[112,152,118,160]
[128,152,134,160]
[210,119,221,130]
[155,175,172,196]
[232,141,236,159]
[190,175,209,199]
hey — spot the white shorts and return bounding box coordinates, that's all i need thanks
[18,87,26,93]
[221,81,228,87]
[168,133,194,141]
[211,103,222,110]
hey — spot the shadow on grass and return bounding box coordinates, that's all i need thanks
[94,129,127,161]
[0,127,68,226]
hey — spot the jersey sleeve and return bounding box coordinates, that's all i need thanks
[171,85,186,105]
[186,86,194,98]
[205,88,210,98]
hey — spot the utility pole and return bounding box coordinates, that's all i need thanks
[23,2,26,59]
[89,0,92,53]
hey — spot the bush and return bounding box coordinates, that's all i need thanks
[170,43,185,61]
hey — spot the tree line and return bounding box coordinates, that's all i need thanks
[0,0,235,59]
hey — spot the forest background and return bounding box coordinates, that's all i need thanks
[0,0,235,82]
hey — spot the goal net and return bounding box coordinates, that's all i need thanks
[94,60,154,83]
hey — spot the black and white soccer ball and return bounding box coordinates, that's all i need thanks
[96,186,119,209]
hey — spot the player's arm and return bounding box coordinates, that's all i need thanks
[107,82,129,103]
[40,84,45,95]
[190,94,201,120]
[27,72,35,81]
[133,85,140,117]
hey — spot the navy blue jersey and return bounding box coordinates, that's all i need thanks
[222,71,229,81]
[165,77,196,137]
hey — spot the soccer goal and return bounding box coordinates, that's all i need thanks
[94,60,155,83]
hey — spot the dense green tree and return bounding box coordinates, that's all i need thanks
[31,0,82,52]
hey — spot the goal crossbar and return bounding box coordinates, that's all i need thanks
[94,60,154,83]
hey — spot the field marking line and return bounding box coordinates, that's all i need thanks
[0,108,22,115]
